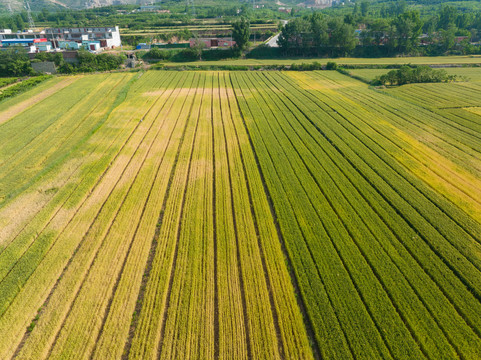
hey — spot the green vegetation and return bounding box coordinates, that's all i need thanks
[159,54,481,67]
[347,66,481,82]
[372,65,458,85]
[0,49,34,77]
[232,17,251,54]
[0,76,52,102]
[277,5,481,57]
[0,70,480,359]
[36,50,125,73]
[0,78,18,88]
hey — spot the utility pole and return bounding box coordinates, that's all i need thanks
[186,0,196,17]
[25,1,35,30]
[253,0,256,45]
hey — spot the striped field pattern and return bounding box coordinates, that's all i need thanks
[0,70,480,359]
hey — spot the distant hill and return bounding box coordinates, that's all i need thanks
[0,0,326,13]
[0,0,135,12]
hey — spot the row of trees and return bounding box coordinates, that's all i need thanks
[0,49,34,77]
[359,5,481,54]
[373,65,457,86]
[278,5,481,57]
[277,11,425,56]
[278,14,357,56]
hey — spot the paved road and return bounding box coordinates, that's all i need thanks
[266,20,288,48]
[266,33,280,47]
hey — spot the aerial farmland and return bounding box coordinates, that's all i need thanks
[0,68,481,359]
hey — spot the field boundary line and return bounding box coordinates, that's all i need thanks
[212,72,219,360]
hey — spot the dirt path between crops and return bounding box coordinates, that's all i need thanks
[0,77,78,126]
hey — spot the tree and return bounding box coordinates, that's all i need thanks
[353,3,359,16]
[440,24,456,52]
[310,13,328,52]
[360,1,369,17]
[0,48,33,77]
[232,17,250,53]
[392,10,423,54]
[278,17,310,55]
[328,17,356,56]
[190,38,206,60]
[15,15,25,31]
[456,13,474,30]
[344,14,355,26]
[369,19,390,46]
[438,5,457,31]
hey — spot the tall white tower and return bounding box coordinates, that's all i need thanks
[25,1,36,30]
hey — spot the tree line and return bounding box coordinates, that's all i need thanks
[278,5,481,57]
[0,48,125,76]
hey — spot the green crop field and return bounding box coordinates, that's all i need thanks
[0,70,481,359]
[349,67,481,83]
[161,55,481,68]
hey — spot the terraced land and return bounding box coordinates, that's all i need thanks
[0,70,480,359]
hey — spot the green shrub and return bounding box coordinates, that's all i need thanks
[373,65,457,86]
[326,61,338,70]
[0,75,51,102]
[291,62,323,71]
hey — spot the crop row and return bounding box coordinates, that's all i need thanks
[302,71,481,226]
[337,83,481,178]
[317,71,481,165]
[279,71,481,288]
[2,70,480,359]
[229,74,479,356]
[45,71,193,359]
[0,71,176,358]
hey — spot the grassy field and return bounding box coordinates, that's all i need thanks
[349,67,481,82]
[0,70,481,359]
[161,55,481,67]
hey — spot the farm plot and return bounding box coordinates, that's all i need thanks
[0,70,480,359]
[348,66,481,83]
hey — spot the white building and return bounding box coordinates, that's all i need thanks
[0,26,121,50]
[44,26,121,48]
